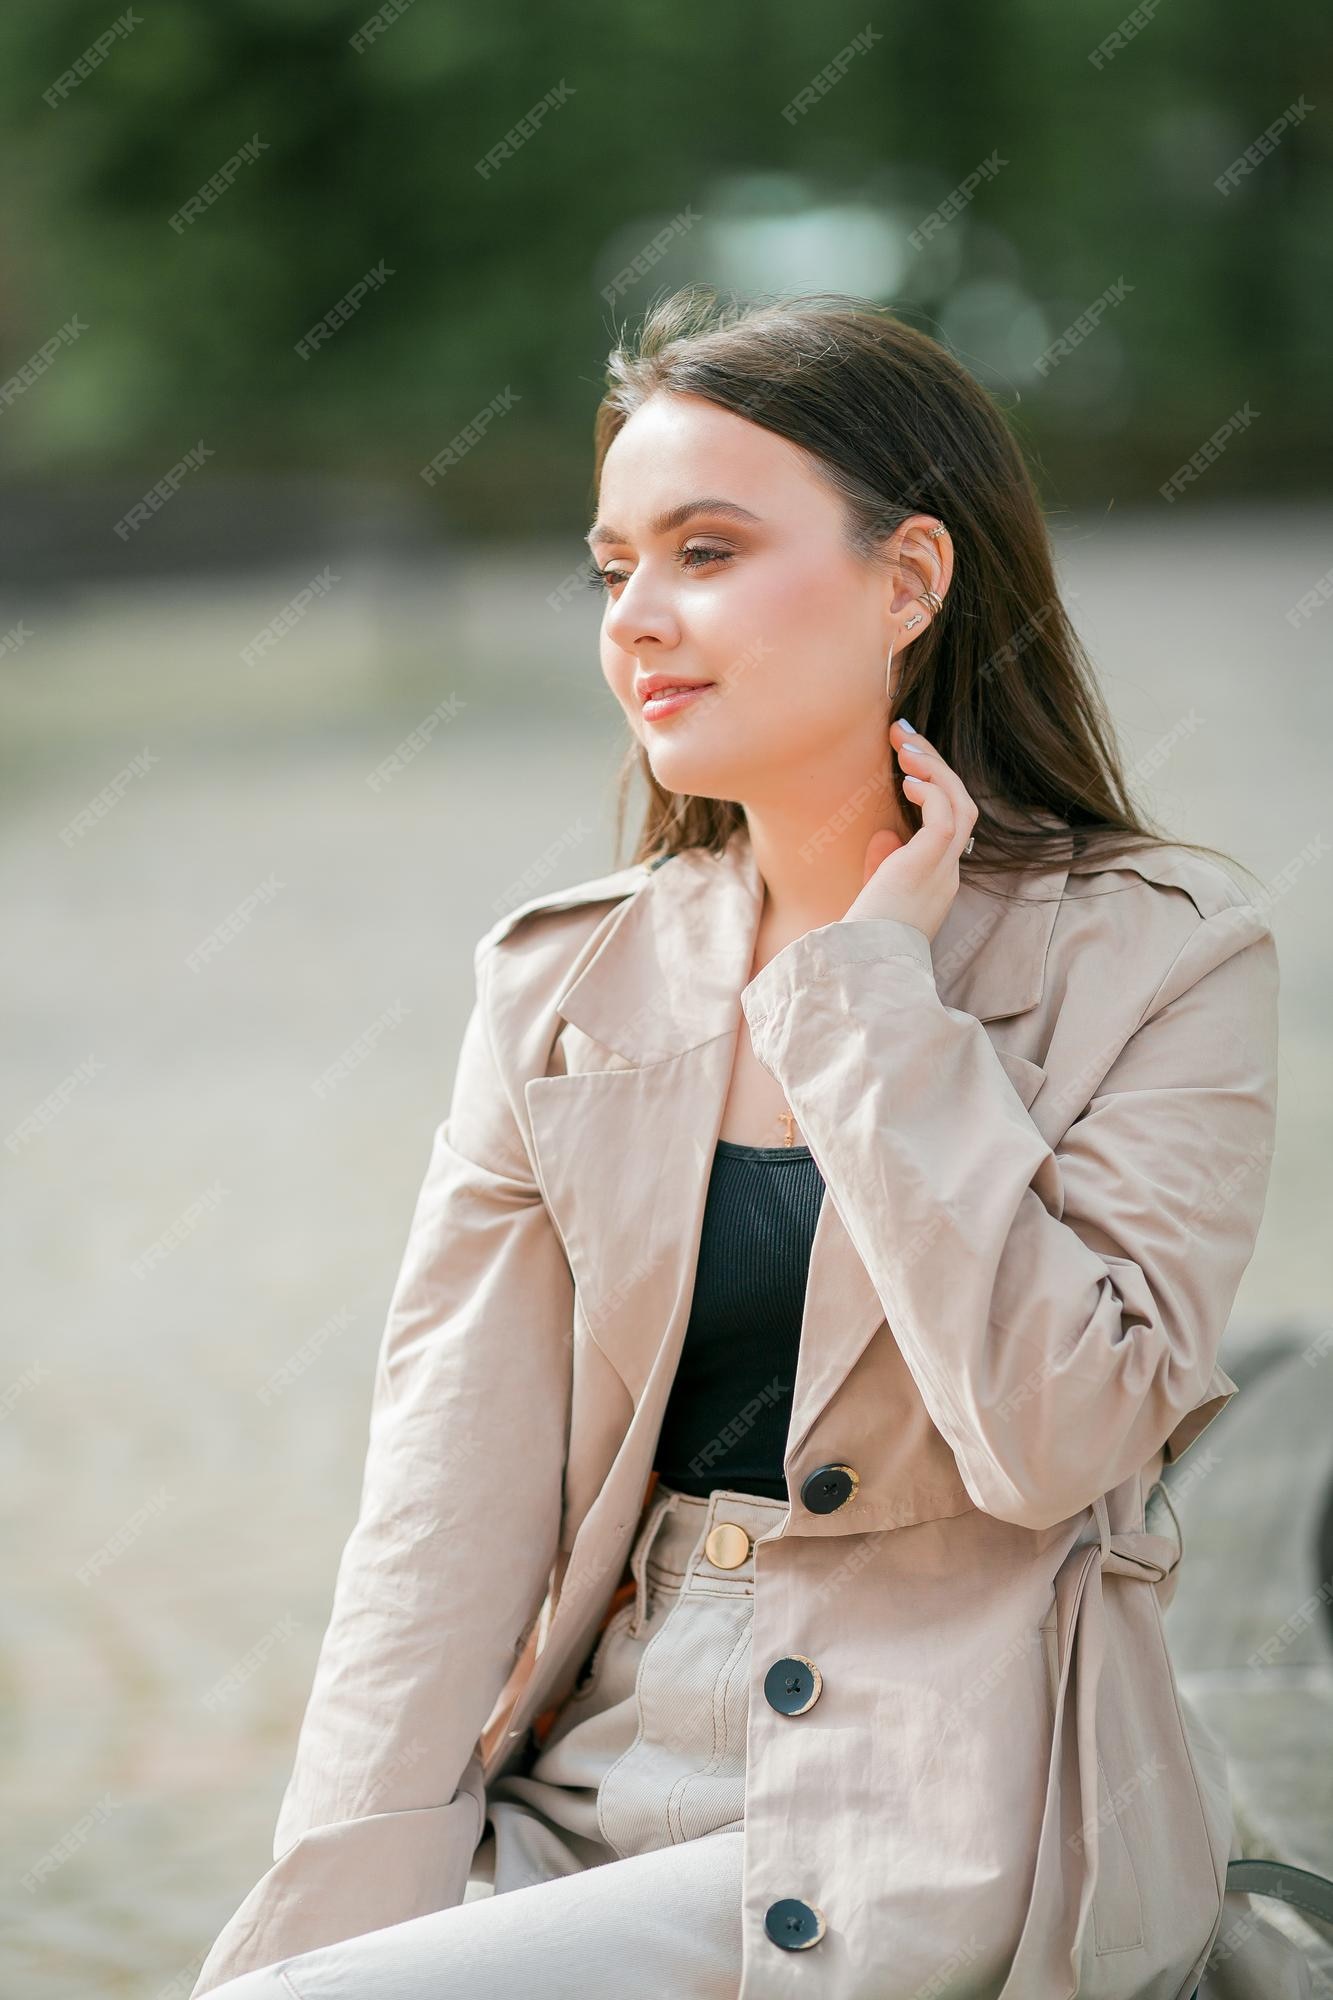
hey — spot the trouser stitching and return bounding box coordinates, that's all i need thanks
[667,1612,752,1845]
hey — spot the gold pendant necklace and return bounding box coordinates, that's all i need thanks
[776,1106,802,1147]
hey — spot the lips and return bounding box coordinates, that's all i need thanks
[637,680,716,721]
[635,675,715,706]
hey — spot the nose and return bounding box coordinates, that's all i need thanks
[601,571,678,656]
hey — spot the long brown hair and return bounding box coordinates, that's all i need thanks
[591,287,1255,900]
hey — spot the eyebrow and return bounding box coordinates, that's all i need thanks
[585,498,763,550]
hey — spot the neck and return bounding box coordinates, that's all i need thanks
[741,776,911,959]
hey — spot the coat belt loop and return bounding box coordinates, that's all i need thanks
[1093,1491,1113,1565]
[1147,1472,1184,1556]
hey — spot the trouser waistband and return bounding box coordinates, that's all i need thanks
[626,1482,789,1632]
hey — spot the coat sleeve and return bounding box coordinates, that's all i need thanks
[739,897,1279,1533]
[191,937,573,1995]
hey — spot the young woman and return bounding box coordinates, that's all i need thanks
[193,291,1311,2000]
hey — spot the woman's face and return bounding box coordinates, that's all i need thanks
[591,391,901,810]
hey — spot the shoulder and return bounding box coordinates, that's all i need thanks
[1059,838,1275,1017]
[1064,838,1259,923]
[473,855,655,968]
[467,854,659,1092]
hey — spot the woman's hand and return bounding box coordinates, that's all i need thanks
[843,720,978,942]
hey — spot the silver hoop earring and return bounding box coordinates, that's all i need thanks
[884,635,894,700]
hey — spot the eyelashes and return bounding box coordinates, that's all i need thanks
[584,547,735,594]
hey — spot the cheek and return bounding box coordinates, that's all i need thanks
[731,560,842,674]
[761,565,839,652]
[727,578,857,715]
[596,558,865,744]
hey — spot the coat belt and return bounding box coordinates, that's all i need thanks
[996,1488,1189,1999]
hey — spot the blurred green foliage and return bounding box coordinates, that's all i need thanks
[0,0,1328,526]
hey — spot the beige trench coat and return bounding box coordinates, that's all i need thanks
[193,817,1313,2000]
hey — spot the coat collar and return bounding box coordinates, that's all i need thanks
[551,812,1072,1064]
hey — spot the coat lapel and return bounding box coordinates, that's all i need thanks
[525,817,1071,1483]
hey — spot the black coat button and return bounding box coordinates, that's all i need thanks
[765,1897,827,1949]
[799,1462,859,1513]
[764,1654,822,1715]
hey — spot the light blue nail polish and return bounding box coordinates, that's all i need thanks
[900,741,924,754]
[898,718,917,733]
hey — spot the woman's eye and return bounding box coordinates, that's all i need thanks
[584,547,734,593]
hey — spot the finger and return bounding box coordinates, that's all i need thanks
[894,730,941,770]
[895,735,950,778]
[897,738,976,859]
[901,769,957,856]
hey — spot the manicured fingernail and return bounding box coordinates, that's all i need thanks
[898,718,917,733]
[900,741,925,755]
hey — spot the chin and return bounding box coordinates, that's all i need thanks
[643,744,743,800]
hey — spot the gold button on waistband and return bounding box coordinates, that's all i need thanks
[704,1521,752,1569]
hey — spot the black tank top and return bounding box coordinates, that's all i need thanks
[652,1139,826,1502]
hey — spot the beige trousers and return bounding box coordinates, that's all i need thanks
[206,1483,787,1999]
